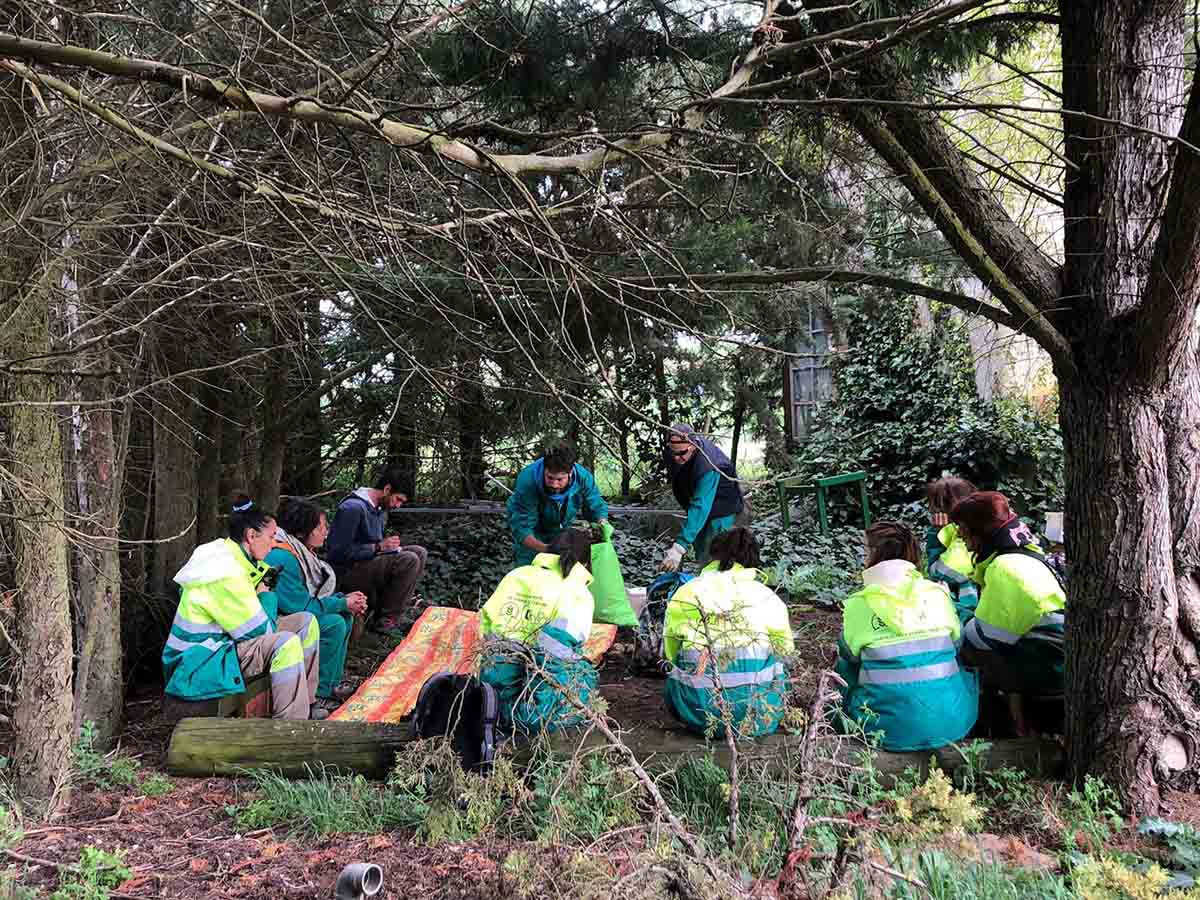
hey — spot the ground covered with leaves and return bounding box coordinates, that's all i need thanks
[6,518,1200,899]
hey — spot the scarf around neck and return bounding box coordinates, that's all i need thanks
[276,528,337,599]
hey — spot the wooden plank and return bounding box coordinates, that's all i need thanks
[165,717,1063,784]
[389,505,682,517]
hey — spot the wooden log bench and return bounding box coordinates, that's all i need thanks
[161,671,272,723]
[165,717,1064,784]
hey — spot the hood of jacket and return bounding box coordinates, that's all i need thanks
[861,560,949,634]
[174,538,249,587]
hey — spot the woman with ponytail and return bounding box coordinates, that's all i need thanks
[162,496,324,719]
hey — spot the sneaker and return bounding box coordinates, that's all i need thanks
[310,705,330,721]
[372,614,407,637]
[331,682,357,702]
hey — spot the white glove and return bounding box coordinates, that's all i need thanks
[660,543,686,572]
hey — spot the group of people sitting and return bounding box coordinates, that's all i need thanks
[164,467,429,720]
[837,478,1066,748]
[162,427,1066,750]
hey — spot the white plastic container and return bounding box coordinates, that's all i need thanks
[1044,511,1064,544]
[626,587,648,616]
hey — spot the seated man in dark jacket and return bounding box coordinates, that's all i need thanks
[326,466,428,636]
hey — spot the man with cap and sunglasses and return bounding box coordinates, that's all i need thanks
[661,424,745,572]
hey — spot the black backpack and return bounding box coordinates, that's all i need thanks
[410,673,499,773]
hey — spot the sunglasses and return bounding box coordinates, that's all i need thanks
[670,447,690,458]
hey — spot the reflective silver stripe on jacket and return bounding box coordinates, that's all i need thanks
[963,617,1020,648]
[678,645,773,666]
[858,660,960,685]
[229,608,271,639]
[165,633,225,654]
[547,617,588,643]
[667,662,785,690]
[172,616,224,636]
[1035,612,1065,628]
[861,635,956,661]
[537,631,582,660]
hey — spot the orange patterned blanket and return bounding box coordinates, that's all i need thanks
[330,606,618,723]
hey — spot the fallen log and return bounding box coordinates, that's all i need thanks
[166,717,1064,783]
[167,718,412,779]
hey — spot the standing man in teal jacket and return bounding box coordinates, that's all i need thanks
[660,424,745,571]
[507,443,609,567]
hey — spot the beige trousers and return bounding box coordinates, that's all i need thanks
[235,612,320,720]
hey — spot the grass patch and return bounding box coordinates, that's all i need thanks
[228,766,423,836]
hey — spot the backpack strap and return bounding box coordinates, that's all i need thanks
[993,547,1067,594]
[478,682,499,767]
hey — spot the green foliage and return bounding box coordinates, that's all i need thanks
[137,774,174,797]
[72,723,139,790]
[388,741,525,844]
[888,768,983,842]
[0,802,22,852]
[757,525,863,606]
[50,847,131,900]
[792,299,1063,522]
[1070,855,1200,899]
[524,751,641,844]
[661,755,806,876]
[1063,776,1125,852]
[979,766,1035,815]
[1138,818,1200,877]
[229,766,422,836]
[854,849,1072,899]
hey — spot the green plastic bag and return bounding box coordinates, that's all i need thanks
[589,527,637,626]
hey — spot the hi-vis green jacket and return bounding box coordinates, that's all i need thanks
[663,563,793,737]
[926,523,978,606]
[960,546,1065,692]
[836,559,978,751]
[480,553,595,648]
[163,538,287,700]
[479,553,598,733]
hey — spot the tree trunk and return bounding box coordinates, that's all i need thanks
[457,362,485,499]
[1055,0,1200,813]
[2,299,76,810]
[1059,358,1200,810]
[0,28,75,812]
[730,359,746,468]
[615,358,632,497]
[194,380,225,543]
[387,395,419,498]
[68,373,125,748]
[652,348,671,429]
[282,295,324,498]
[151,401,197,602]
[256,331,288,513]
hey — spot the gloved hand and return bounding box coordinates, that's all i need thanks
[598,519,614,542]
[660,543,686,572]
